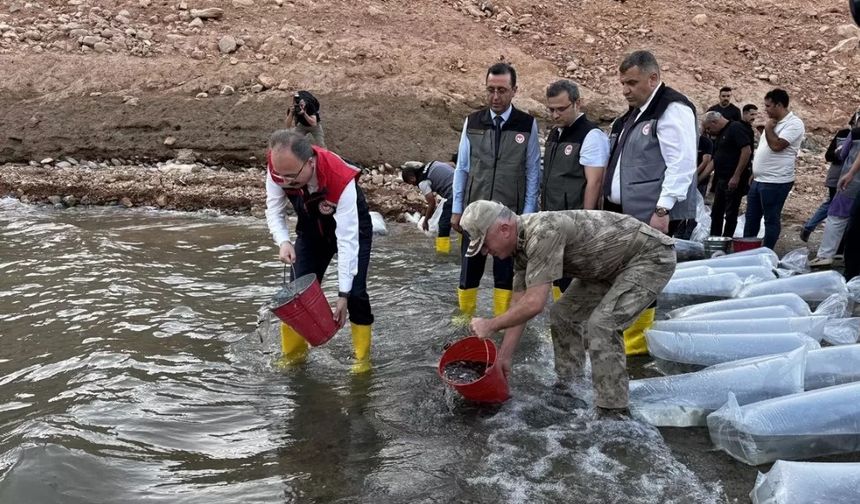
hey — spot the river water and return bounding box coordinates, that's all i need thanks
[0,198,728,503]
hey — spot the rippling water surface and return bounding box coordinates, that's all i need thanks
[0,198,724,503]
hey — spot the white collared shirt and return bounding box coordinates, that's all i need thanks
[608,84,697,210]
[751,111,805,183]
[265,167,360,293]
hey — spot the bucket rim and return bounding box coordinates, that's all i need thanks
[438,337,496,386]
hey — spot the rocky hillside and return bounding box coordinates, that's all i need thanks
[0,0,859,223]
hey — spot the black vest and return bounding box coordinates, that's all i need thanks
[465,107,535,213]
[542,115,599,211]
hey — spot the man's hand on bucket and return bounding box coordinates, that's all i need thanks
[333,297,348,328]
[279,242,296,264]
[469,317,495,339]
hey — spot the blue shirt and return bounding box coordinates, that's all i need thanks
[452,105,541,214]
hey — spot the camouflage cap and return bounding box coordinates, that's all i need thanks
[461,200,505,257]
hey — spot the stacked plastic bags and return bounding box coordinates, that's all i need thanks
[751,461,860,504]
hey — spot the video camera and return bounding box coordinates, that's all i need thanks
[293,93,303,116]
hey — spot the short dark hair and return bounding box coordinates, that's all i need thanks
[719,86,732,94]
[268,129,314,162]
[742,104,758,113]
[486,62,517,88]
[400,165,423,183]
[546,79,580,103]
[764,88,790,108]
[619,50,660,74]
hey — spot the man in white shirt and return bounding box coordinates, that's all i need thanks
[265,130,374,373]
[604,50,698,235]
[601,50,697,356]
[743,88,805,249]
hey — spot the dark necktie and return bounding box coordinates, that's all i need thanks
[603,107,640,198]
[493,115,504,160]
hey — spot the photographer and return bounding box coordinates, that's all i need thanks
[285,90,326,147]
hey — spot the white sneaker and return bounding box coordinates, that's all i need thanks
[810,257,834,267]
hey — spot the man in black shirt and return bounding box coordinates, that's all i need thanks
[285,90,325,146]
[707,86,742,122]
[702,111,752,237]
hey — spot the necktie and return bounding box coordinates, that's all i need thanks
[603,107,640,197]
[493,115,504,160]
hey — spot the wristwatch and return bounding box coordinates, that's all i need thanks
[337,291,350,298]
[654,207,670,217]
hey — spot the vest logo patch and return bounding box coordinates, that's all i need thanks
[564,145,574,156]
[642,123,652,136]
[319,201,336,215]
[515,133,525,144]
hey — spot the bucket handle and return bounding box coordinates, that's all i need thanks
[483,338,490,376]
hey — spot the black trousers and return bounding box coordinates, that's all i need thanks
[710,177,745,238]
[438,197,453,238]
[844,196,860,280]
[459,233,513,290]
[288,189,374,326]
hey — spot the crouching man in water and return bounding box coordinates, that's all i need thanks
[265,130,374,373]
[465,200,675,415]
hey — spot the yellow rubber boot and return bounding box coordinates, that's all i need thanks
[623,307,655,356]
[552,285,562,302]
[277,323,308,367]
[453,287,478,326]
[493,288,512,317]
[350,323,372,374]
[435,236,451,254]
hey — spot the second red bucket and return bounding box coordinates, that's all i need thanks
[732,237,763,252]
[270,273,338,347]
[438,337,510,403]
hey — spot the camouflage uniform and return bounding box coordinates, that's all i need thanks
[513,210,676,409]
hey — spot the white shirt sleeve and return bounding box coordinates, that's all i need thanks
[778,117,805,146]
[452,118,471,214]
[655,102,697,209]
[417,180,433,196]
[333,180,360,293]
[580,129,610,167]
[265,173,291,246]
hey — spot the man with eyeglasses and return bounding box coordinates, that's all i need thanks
[451,62,541,320]
[265,129,374,374]
[542,79,609,302]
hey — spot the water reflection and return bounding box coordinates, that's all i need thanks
[0,199,723,503]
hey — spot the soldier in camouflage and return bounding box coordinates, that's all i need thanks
[464,200,676,413]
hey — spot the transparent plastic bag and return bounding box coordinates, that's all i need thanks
[805,346,860,391]
[629,348,806,427]
[670,266,715,281]
[662,273,744,297]
[736,271,849,303]
[689,191,711,243]
[674,238,706,261]
[847,277,860,304]
[813,293,853,319]
[676,252,778,271]
[706,266,776,282]
[651,316,827,341]
[369,211,388,236]
[708,382,860,466]
[778,248,810,274]
[681,305,800,321]
[646,329,819,366]
[751,460,860,504]
[666,293,810,320]
[823,318,860,346]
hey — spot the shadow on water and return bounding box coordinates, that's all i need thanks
[0,199,730,503]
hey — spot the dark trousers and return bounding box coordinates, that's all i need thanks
[844,196,860,280]
[437,197,453,238]
[710,178,745,237]
[743,181,793,249]
[459,234,513,290]
[288,191,374,326]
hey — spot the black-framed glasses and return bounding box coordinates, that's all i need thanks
[547,103,573,114]
[486,87,512,96]
[281,157,312,184]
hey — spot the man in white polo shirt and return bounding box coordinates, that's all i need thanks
[743,88,805,249]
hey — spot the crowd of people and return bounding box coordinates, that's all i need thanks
[261,48,858,415]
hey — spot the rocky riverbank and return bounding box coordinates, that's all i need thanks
[0,155,426,220]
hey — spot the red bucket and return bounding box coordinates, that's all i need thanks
[438,337,510,403]
[270,273,338,347]
[732,237,763,252]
